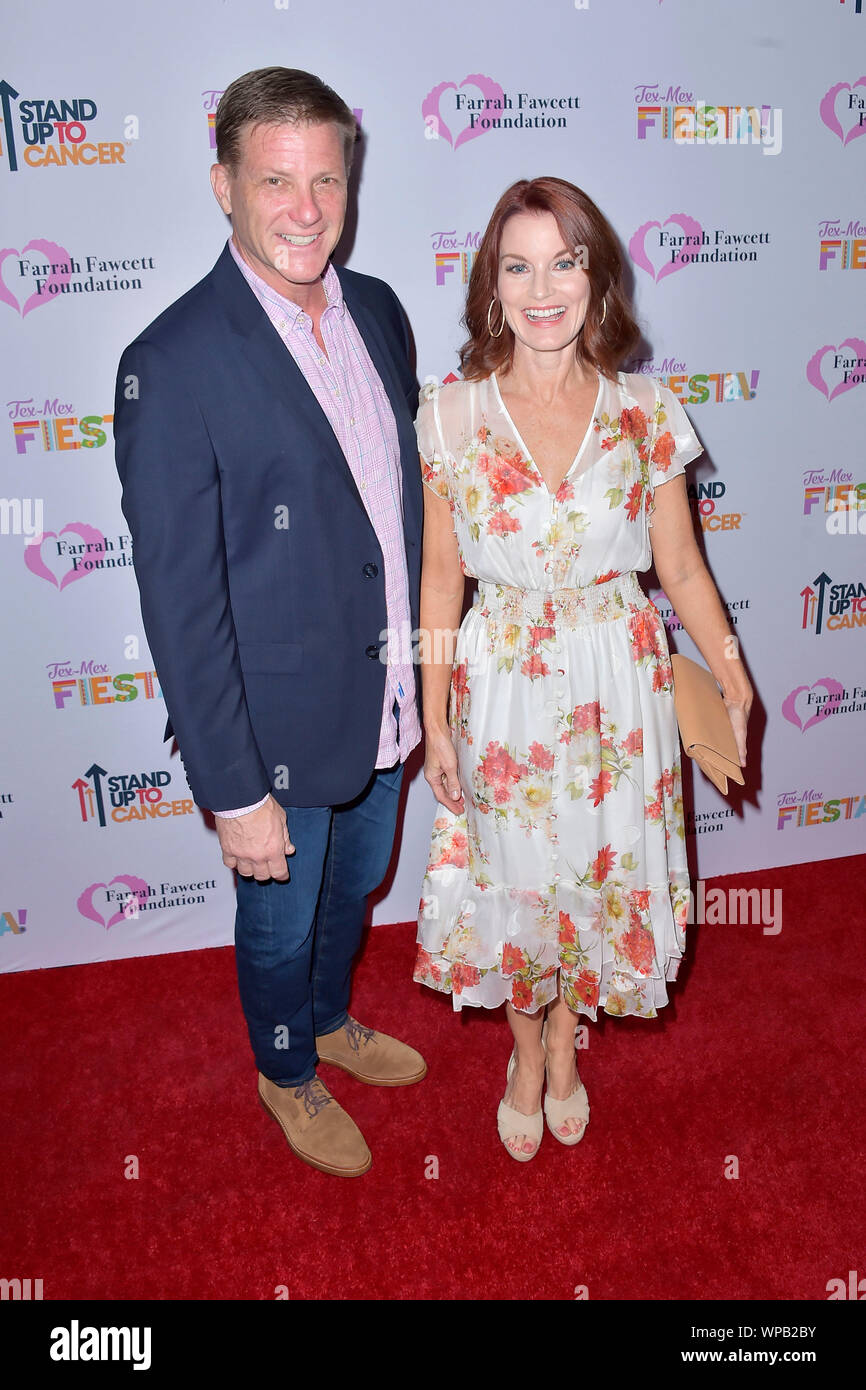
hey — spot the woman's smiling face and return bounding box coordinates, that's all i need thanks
[496,210,591,356]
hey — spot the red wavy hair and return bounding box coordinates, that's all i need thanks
[459,176,640,382]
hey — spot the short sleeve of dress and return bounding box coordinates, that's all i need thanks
[415,378,450,501]
[649,381,704,486]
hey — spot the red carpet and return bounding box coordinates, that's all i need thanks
[1,856,863,1301]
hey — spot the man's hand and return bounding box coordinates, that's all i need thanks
[215,794,295,881]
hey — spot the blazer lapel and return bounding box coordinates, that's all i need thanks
[208,245,420,535]
[339,274,422,536]
[210,245,368,512]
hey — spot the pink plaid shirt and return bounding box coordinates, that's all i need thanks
[214,238,420,816]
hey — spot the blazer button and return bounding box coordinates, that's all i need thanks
[362,562,379,578]
[365,643,380,660]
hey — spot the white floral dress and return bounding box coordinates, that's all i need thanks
[414,370,704,1019]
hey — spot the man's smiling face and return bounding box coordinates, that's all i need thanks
[210,119,348,309]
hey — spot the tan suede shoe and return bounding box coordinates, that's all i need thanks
[257,1073,372,1177]
[315,1016,428,1086]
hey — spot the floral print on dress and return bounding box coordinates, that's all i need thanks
[414,371,703,1020]
[558,701,644,808]
[447,420,543,543]
[627,602,675,694]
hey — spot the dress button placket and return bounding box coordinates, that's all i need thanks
[549,607,563,901]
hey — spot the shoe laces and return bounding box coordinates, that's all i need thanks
[293,1078,332,1118]
[343,1017,376,1053]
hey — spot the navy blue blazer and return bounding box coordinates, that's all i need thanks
[113,243,422,809]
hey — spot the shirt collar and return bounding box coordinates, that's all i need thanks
[227,236,345,325]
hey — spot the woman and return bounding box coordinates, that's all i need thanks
[414,177,752,1161]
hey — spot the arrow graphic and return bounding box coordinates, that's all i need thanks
[71,777,90,822]
[0,80,20,172]
[813,572,832,636]
[84,762,108,827]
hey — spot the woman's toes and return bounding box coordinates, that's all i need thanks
[555,1116,584,1137]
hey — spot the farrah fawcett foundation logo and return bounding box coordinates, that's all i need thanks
[423,75,581,146]
[76,875,218,928]
[0,241,155,317]
[629,215,770,281]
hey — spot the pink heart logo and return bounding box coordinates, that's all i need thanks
[76,875,150,929]
[781,677,845,733]
[422,74,506,149]
[805,340,866,401]
[629,214,704,282]
[819,78,866,145]
[0,239,72,316]
[24,521,107,589]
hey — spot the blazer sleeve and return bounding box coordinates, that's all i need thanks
[113,338,272,813]
[382,281,420,420]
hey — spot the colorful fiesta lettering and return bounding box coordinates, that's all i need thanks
[636,103,780,153]
[777,795,866,829]
[0,909,27,935]
[658,370,759,404]
[13,415,113,453]
[51,671,162,709]
[434,250,476,285]
[819,238,866,270]
[803,482,866,514]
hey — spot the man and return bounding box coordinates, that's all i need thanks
[114,67,426,1178]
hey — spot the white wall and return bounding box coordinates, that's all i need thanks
[2,0,863,971]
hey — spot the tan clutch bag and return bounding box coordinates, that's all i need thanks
[670,654,745,795]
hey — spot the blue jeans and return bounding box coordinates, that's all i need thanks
[233,760,404,1086]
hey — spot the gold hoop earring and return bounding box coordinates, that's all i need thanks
[487,297,506,337]
[600,295,607,326]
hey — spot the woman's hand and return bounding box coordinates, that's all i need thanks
[649,476,755,776]
[722,673,753,769]
[424,724,465,815]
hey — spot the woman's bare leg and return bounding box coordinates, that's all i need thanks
[544,992,585,1137]
[501,1001,545,1156]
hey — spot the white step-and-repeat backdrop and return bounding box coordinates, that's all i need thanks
[2,0,863,971]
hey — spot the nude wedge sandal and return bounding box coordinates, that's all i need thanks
[541,1020,590,1145]
[496,1048,543,1161]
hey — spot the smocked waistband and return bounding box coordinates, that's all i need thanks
[474,572,648,627]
